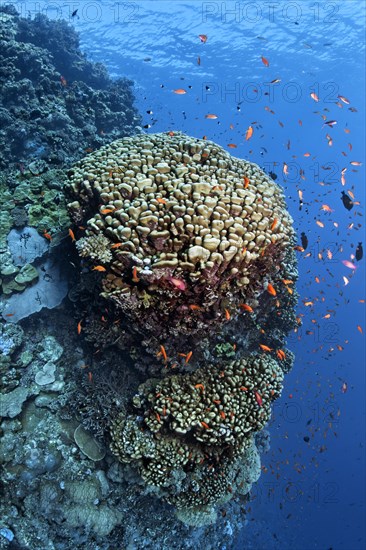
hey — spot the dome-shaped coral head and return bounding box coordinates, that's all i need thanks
[66,132,296,342]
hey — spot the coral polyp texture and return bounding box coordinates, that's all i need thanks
[66,132,295,343]
[110,354,283,510]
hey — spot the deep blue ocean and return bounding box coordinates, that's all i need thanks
[4,1,366,549]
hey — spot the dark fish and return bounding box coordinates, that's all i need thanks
[341,191,353,211]
[356,242,363,261]
[301,232,308,250]
[268,171,277,181]
[71,9,78,17]
[303,436,310,443]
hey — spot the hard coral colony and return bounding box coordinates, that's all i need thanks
[66,131,298,519]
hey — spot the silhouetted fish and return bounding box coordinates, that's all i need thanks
[355,242,363,261]
[301,232,308,250]
[341,191,353,211]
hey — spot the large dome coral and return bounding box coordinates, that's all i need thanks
[66,132,295,343]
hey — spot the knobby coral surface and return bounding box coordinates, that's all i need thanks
[66,132,295,343]
[66,131,298,517]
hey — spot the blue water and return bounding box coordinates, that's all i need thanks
[16,1,365,548]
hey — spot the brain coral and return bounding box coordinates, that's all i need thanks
[66,132,295,343]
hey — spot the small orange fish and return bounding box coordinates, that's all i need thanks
[157,197,167,204]
[245,125,253,141]
[185,351,193,364]
[199,34,207,43]
[92,265,106,272]
[205,113,218,119]
[316,220,324,228]
[43,230,52,242]
[255,391,263,406]
[357,325,363,334]
[200,421,210,429]
[77,320,82,334]
[155,412,161,423]
[88,371,93,383]
[310,92,319,102]
[111,242,123,249]
[189,304,202,311]
[261,55,269,67]
[350,161,362,166]
[240,304,254,313]
[259,344,272,352]
[282,279,293,285]
[270,218,278,230]
[220,410,226,419]
[224,308,231,321]
[101,208,115,215]
[60,75,67,87]
[227,143,237,148]
[173,89,187,94]
[194,383,204,392]
[276,349,286,360]
[69,228,75,242]
[243,176,250,189]
[267,283,276,296]
[159,345,168,362]
[132,266,140,283]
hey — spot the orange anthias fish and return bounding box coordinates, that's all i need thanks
[271,218,278,230]
[68,228,76,242]
[92,265,106,272]
[261,55,269,67]
[310,92,319,102]
[267,283,277,296]
[132,266,140,283]
[259,344,272,352]
[224,308,231,321]
[240,304,254,313]
[101,208,115,215]
[43,230,52,242]
[255,391,263,406]
[205,113,218,119]
[185,351,193,364]
[159,344,168,362]
[199,34,207,43]
[173,89,187,94]
[245,126,253,141]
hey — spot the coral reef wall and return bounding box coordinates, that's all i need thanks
[65,131,299,522]
[0,5,141,169]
